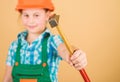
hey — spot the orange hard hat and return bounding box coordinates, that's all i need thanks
[16,0,54,11]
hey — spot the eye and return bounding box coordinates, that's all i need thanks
[34,14,39,17]
[22,13,29,18]
[24,14,29,18]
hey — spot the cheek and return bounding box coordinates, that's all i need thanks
[21,18,28,26]
[36,17,46,25]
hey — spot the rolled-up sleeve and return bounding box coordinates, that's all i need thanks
[50,35,64,60]
[51,35,63,50]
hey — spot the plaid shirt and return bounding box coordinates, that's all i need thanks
[6,28,63,82]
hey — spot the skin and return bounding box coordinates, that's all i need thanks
[3,9,87,82]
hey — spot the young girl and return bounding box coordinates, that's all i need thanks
[3,0,87,82]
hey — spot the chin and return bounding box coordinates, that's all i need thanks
[29,30,43,34]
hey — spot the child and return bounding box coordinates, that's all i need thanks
[3,0,87,82]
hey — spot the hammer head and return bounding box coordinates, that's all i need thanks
[49,14,60,28]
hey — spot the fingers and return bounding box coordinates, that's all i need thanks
[70,50,87,70]
[71,50,82,61]
[74,59,87,70]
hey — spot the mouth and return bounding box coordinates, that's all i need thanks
[28,26,37,29]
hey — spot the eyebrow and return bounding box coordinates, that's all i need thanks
[22,12,28,15]
[22,11,41,15]
[33,12,41,15]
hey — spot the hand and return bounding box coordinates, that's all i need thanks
[70,49,87,70]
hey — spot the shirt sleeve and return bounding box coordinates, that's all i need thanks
[50,35,64,60]
[51,35,63,50]
[6,41,18,66]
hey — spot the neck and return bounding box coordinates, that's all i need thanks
[26,32,40,44]
[26,28,47,44]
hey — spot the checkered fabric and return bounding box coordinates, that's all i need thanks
[6,28,63,82]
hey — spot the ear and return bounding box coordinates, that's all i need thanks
[46,11,51,21]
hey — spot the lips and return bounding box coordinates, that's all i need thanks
[28,25,37,29]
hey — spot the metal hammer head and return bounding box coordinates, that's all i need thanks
[49,14,60,28]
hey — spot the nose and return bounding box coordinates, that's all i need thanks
[28,17,35,25]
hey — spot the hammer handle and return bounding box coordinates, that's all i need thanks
[56,26,90,82]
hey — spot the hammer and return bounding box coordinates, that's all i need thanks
[48,14,90,82]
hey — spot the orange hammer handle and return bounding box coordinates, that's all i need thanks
[79,69,90,82]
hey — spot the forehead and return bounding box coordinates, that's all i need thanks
[22,8,45,14]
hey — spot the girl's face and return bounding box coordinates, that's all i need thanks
[21,9,50,34]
